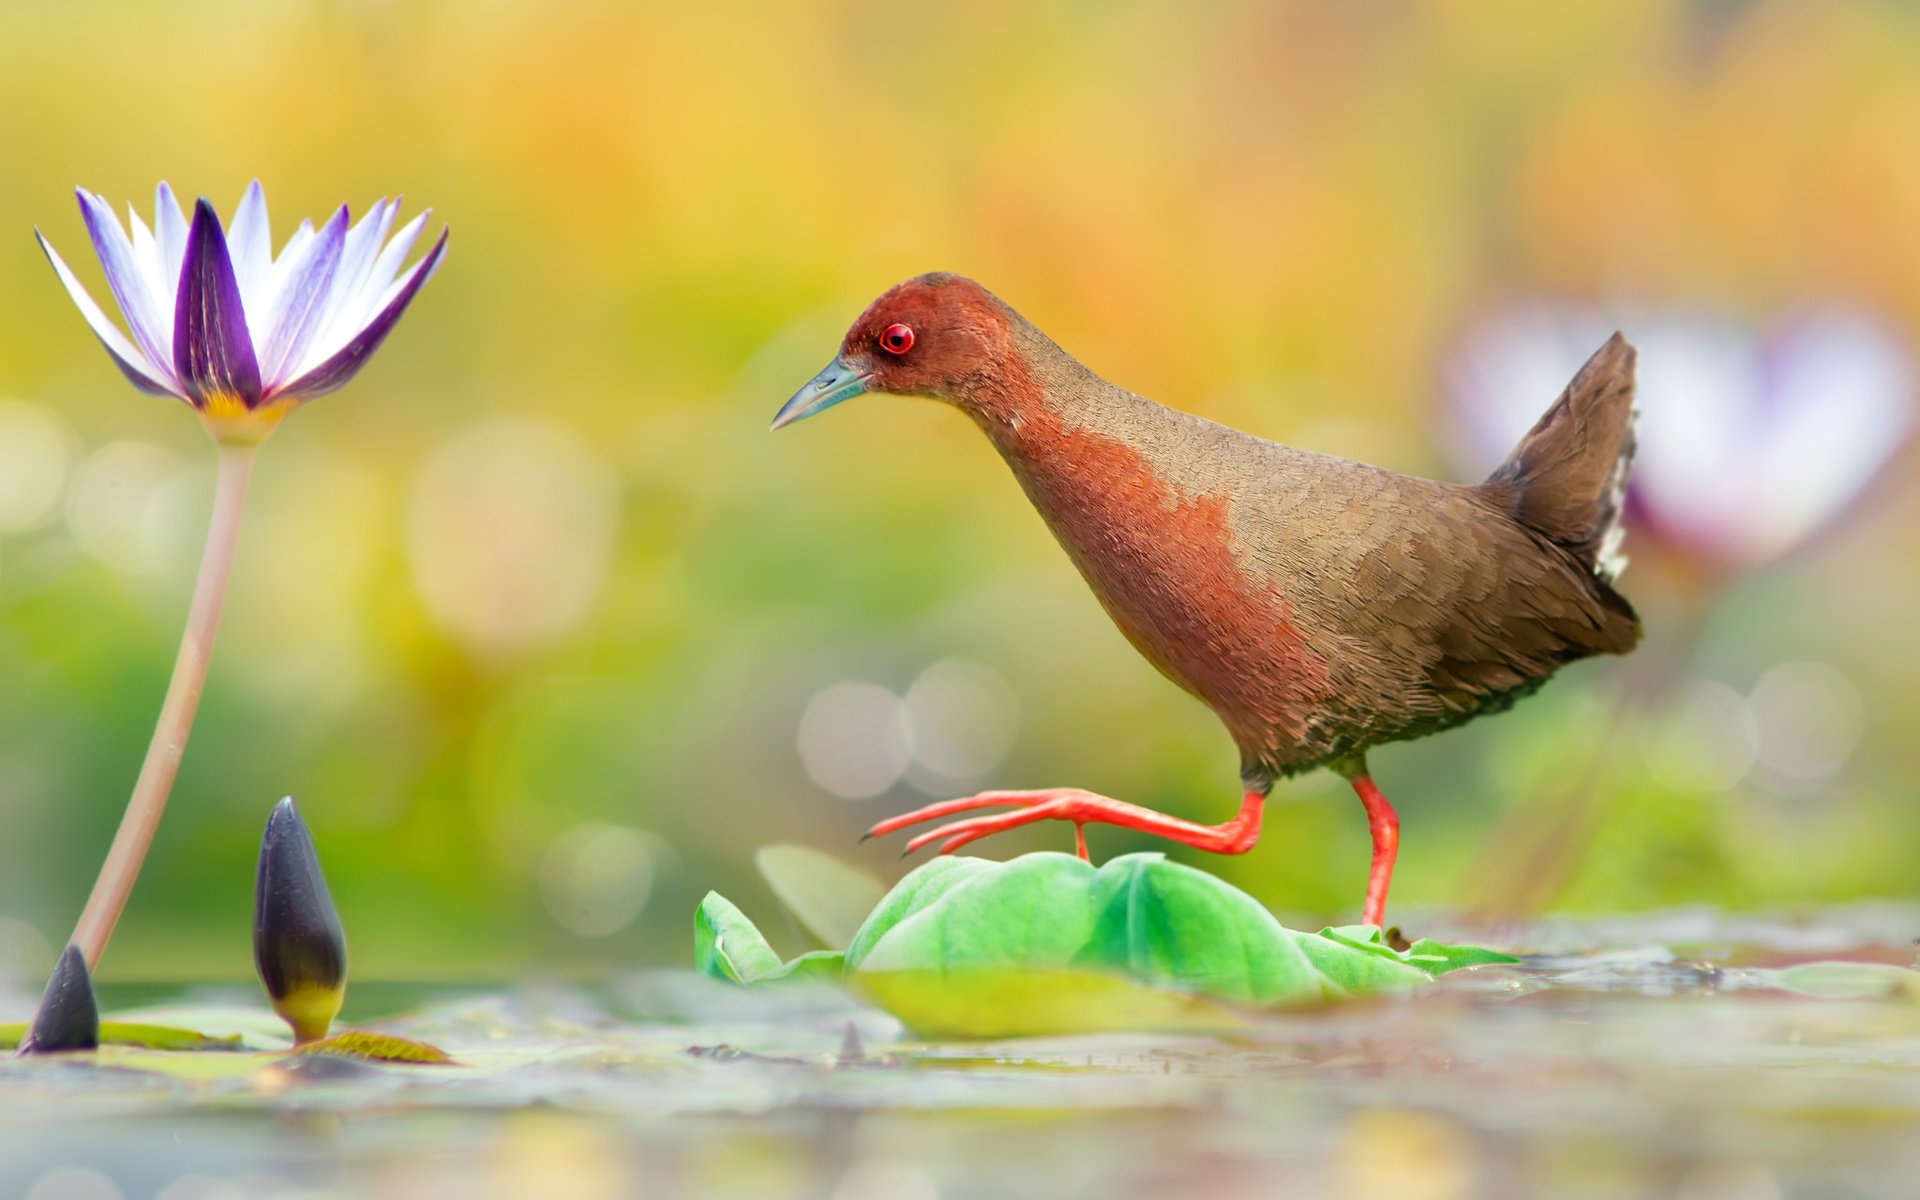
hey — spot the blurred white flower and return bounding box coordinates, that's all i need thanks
[1447,307,1916,571]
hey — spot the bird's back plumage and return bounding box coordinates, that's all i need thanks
[982,314,1642,782]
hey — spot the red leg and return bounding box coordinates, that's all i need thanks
[865,787,1266,859]
[1346,772,1400,929]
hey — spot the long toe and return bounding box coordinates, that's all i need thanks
[864,788,1091,841]
[905,801,1072,856]
[865,794,1024,841]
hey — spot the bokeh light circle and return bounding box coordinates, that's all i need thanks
[1748,661,1864,781]
[905,659,1019,784]
[66,441,192,575]
[536,822,658,937]
[798,681,915,799]
[0,401,75,532]
[1642,680,1759,794]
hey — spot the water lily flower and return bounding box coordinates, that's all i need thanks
[37,181,446,443]
[17,945,99,1055]
[1446,307,1917,916]
[1445,306,1916,574]
[254,798,347,1045]
[28,183,442,1005]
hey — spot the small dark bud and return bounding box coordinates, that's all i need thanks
[253,797,347,1045]
[20,944,100,1054]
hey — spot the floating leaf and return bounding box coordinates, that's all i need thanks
[696,852,1517,1037]
[1,1021,250,1052]
[1769,961,1920,1000]
[761,949,847,985]
[695,891,788,983]
[843,855,997,969]
[694,891,848,989]
[845,855,1431,1030]
[858,967,1244,1039]
[1315,925,1520,979]
[1404,938,1523,974]
[294,1030,454,1064]
[101,1022,246,1051]
[755,844,889,950]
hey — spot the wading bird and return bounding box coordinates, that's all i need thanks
[774,274,1640,929]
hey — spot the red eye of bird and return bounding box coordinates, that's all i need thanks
[879,323,915,355]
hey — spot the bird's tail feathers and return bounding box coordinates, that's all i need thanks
[1479,332,1637,582]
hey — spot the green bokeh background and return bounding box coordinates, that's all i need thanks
[1,0,1916,982]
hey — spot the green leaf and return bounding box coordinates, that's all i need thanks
[1083,855,1344,1005]
[1769,961,1920,1000]
[754,844,889,950]
[0,1021,245,1052]
[759,949,847,984]
[294,1031,454,1063]
[843,854,998,968]
[694,852,1516,1038]
[857,967,1244,1039]
[850,854,1098,976]
[1403,938,1522,973]
[694,891,787,983]
[843,854,1424,1024]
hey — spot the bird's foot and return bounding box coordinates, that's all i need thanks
[864,788,1265,860]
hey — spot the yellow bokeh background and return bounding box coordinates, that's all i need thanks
[1,0,1916,981]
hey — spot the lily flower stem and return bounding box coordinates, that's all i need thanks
[70,439,260,969]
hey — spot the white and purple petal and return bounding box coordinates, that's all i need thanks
[276,227,447,401]
[152,185,188,296]
[44,182,444,419]
[174,199,264,408]
[295,199,396,374]
[360,208,429,315]
[77,190,177,389]
[125,204,166,305]
[259,206,349,388]
[34,229,179,397]
[225,180,274,319]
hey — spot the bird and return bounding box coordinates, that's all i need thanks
[772,273,1640,929]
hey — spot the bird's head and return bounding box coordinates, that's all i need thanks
[772,273,1018,430]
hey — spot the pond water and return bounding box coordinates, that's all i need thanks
[2,906,1917,1200]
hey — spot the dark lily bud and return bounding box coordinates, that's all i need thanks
[20,944,100,1054]
[253,797,346,1044]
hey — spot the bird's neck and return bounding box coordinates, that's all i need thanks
[959,326,1146,461]
[960,345,1217,660]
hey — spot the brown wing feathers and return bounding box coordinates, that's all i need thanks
[1479,332,1638,581]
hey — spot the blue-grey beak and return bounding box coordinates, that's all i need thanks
[772,356,872,430]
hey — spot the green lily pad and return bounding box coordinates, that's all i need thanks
[295,1031,455,1064]
[857,967,1244,1038]
[0,1021,245,1052]
[695,891,846,985]
[1768,961,1920,1000]
[695,890,788,983]
[696,852,1517,1037]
